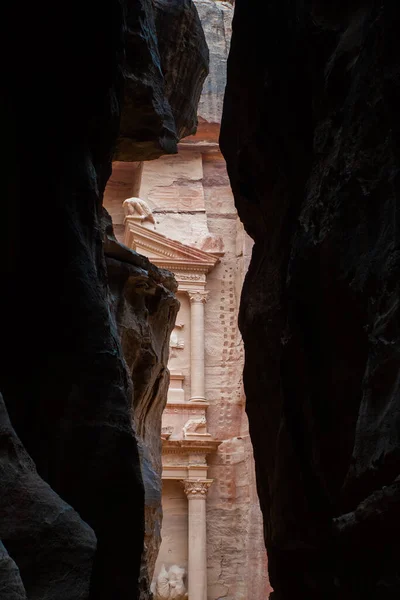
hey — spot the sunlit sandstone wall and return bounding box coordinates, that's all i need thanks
[140,144,270,600]
[104,1,271,598]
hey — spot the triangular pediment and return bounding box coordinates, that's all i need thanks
[124,219,219,273]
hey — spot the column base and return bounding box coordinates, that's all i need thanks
[189,396,207,402]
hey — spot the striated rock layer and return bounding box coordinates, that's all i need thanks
[221,0,400,598]
[1,0,207,598]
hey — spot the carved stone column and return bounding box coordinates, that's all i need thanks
[189,291,208,402]
[183,479,212,600]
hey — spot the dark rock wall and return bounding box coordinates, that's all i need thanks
[154,0,209,141]
[0,394,96,599]
[104,215,179,597]
[116,0,208,160]
[220,1,400,598]
[1,0,207,598]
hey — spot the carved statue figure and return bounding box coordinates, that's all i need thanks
[169,328,184,349]
[152,564,187,600]
[161,425,174,440]
[123,197,155,223]
[182,416,207,438]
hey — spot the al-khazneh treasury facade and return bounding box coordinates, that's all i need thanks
[104,2,271,599]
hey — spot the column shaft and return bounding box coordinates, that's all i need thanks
[189,292,207,402]
[183,480,212,600]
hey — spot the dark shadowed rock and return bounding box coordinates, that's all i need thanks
[0,542,26,600]
[221,0,400,598]
[116,0,209,160]
[0,394,96,599]
[1,0,207,598]
[103,211,179,597]
[154,0,209,140]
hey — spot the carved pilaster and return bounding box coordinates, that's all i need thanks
[182,479,213,498]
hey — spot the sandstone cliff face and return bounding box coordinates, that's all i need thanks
[1,1,207,598]
[194,0,232,125]
[221,1,400,598]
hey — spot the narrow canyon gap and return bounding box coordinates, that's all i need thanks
[104,3,271,599]
[2,0,399,599]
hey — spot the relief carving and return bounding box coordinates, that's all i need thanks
[123,197,155,224]
[163,454,187,466]
[151,564,188,600]
[174,273,203,281]
[182,479,212,498]
[182,416,207,438]
[161,426,174,440]
[188,454,207,466]
[169,324,184,349]
[188,291,209,304]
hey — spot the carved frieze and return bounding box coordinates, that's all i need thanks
[174,272,205,282]
[188,454,207,466]
[163,453,187,466]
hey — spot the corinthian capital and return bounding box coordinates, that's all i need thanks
[182,479,213,498]
[188,290,209,304]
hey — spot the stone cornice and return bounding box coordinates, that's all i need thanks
[124,219,219,275]
[162,439,220,455]
[164,400,210,409]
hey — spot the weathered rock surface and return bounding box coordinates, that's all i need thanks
[0,393,96,599]
[103,212,179,597]
[180,0,233,148]
[194,0,232,125]
[154,0,209,141]
[0,542,26,600]
[1,0,207,598]
[221,0,400,598]
[116,0,208,161]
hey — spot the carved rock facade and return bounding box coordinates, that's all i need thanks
[221,1,400,598]
[104,4,271,599]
